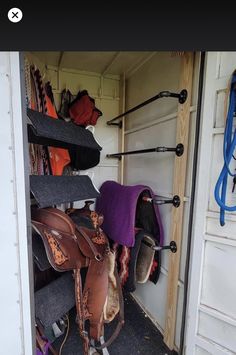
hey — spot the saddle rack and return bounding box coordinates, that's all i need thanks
[106,89,188,127]
[106,144,184,159]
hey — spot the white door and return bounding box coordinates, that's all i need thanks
[185,52,236,355]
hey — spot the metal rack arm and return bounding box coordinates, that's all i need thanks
[106,144,184,159]
[106,89,188,125]
[143,195,181,208]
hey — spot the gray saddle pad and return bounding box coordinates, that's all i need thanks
[35,272,75,328]
[30,175,100,208]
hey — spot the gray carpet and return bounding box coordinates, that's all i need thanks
[30,175,100,208]
[35,272,75,328]
[27,108,102,151]
[52,292,177,355]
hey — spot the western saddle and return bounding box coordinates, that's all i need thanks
[31,202,124,355]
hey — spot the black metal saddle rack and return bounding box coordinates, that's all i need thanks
[106,87,189,254]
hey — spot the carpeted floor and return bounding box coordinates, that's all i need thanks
[53,292,177,355]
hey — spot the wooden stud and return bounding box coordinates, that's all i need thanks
[164,52,194,349]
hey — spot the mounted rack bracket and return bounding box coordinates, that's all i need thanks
[152,241,177,253]
[172,195,181,208]
[149,195,181,208]
[158,89,187,104]
[175,143,184,157]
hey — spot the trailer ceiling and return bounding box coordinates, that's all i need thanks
[30,51,156,76]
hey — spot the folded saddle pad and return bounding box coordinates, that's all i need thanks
[96,181,164,285]
[96,180,164,247]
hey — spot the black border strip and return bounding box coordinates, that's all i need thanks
[1,7,236,50]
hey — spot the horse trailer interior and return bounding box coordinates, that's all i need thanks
[1,51,236,355]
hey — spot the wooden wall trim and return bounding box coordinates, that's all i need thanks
[164,52,194,348]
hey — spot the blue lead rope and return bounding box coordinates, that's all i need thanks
[214,73,236,226]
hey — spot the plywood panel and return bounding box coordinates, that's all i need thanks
[201,241,236,319]
[198,311,236,353]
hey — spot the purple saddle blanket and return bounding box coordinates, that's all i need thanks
[96,180,164,247]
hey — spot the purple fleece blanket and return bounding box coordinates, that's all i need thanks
[96,180,164,247]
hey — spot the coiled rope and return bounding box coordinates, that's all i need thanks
[214,71,236,226]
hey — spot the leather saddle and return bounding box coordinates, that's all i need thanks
[31,204,124,355]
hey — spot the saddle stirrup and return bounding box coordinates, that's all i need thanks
[90,337,110,355]
[90,268,124,352]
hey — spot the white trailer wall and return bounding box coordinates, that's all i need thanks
[186,52,236,355]
[0,52,34,355]
[123,52,200,350]
[47,65,120,188]
[26,52,121,190]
